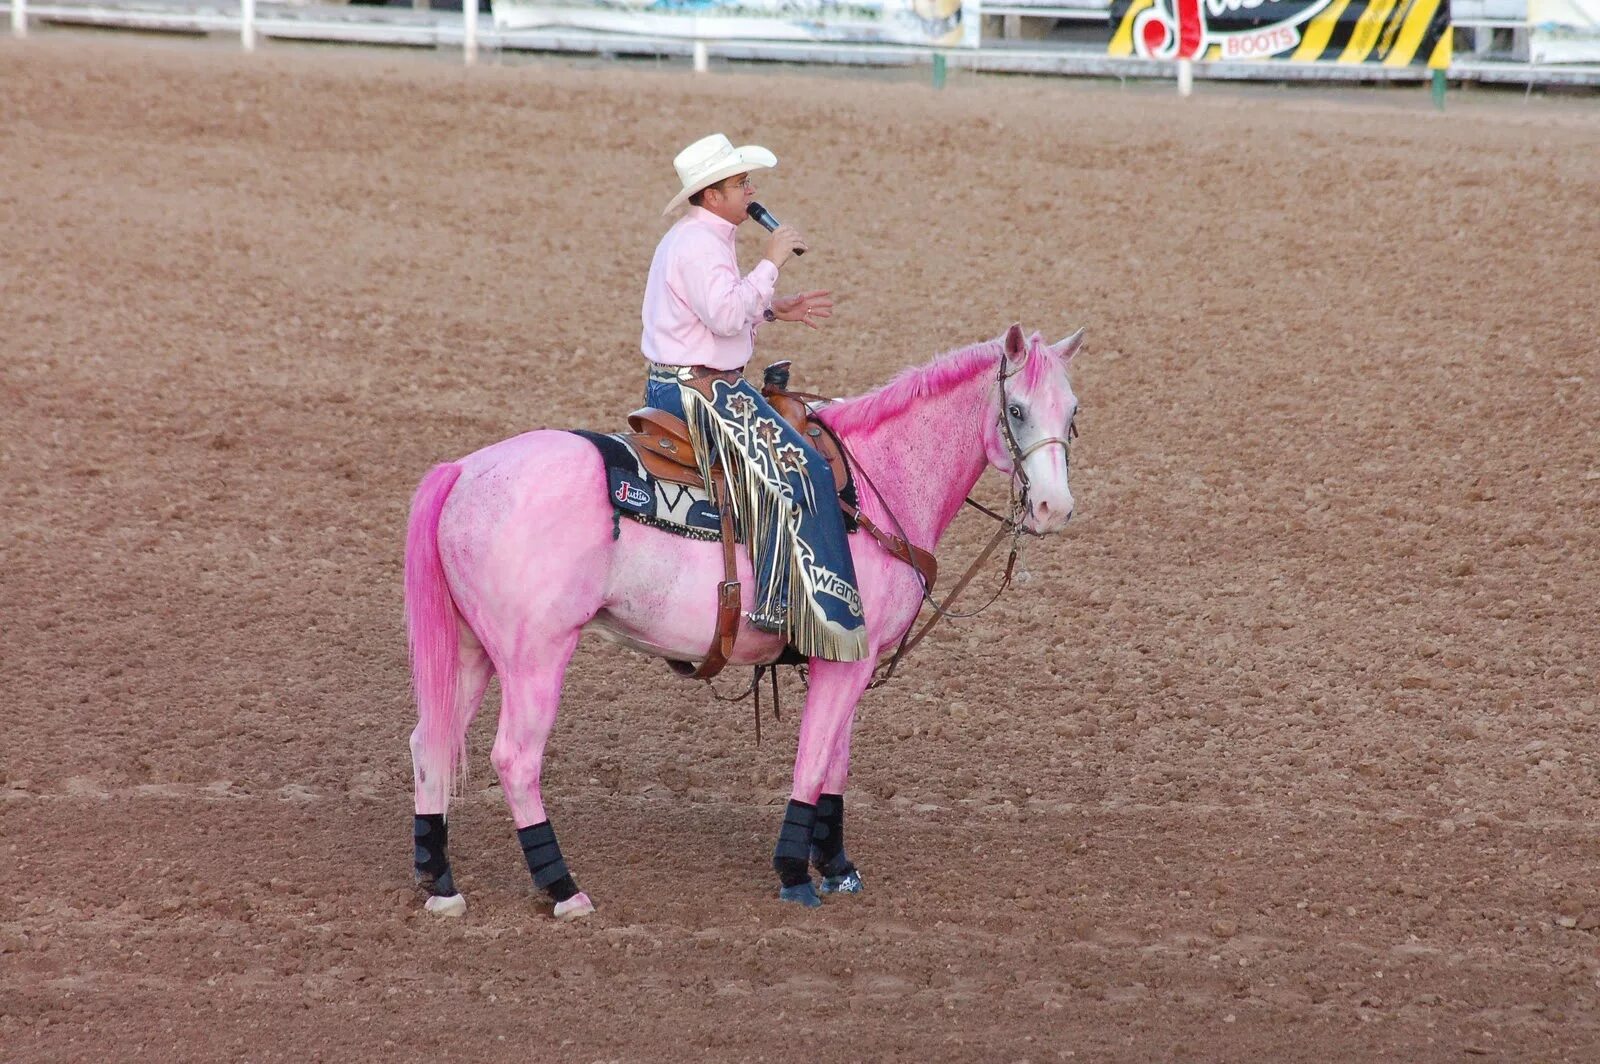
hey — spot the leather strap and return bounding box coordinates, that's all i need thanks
[839,500,938,594]
[680,368,744,400]
[691,469,741,680]
[870,521,1017,690]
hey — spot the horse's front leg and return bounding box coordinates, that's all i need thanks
[811,726,863,897]
[772,658,874,908]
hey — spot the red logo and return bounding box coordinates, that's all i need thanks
[1131,0,1333,61]
[614,481,650,508]
[1138,0,1204,59]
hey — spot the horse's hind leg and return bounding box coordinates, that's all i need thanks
[411,629,492,917]
[491,630,594,921]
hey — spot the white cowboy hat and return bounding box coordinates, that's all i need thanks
[661,133,778,216]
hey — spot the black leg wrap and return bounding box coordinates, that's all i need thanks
[772,800,818,888]
[517,820,578,903]
[810,793,850,871]
[413,814,457,897]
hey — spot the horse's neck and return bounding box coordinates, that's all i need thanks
[835,368,992,550]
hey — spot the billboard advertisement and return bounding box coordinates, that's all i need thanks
[1109,0,1452,64]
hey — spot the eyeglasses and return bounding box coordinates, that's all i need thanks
[714,177,753,193]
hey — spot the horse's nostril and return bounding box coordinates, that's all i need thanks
[1035,500,1051,522]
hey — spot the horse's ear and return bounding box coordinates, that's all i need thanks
[1003,323,1027,363]
[1051,327,1086,365]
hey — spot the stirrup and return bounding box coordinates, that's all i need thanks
[748,607,787,634]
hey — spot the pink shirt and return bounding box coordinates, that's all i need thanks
[641,206,779,372]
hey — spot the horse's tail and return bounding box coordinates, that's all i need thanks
[405,461,469,794]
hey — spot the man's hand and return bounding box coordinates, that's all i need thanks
[772,291,834,330]
[763,224,809,269]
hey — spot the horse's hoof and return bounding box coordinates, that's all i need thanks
[554,892,595,921]
[778,882,823,908]
[820,869,863,895]
[424,893,467,917]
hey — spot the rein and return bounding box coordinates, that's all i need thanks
[715,353,1074,725]
[866,500,1020,690]
[726,493,1022,736]
[849,352,1072,690]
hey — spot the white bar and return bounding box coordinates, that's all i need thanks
[463,0,477,65]
[692,38,708,72]
[1177,57,1193,96]
[12,0,27,39]
[241,0,255,50]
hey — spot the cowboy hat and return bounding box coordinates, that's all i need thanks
[661,133,778,216]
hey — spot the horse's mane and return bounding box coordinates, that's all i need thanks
[818,333,1060,437]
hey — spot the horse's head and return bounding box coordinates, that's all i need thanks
[983,323,1083,535]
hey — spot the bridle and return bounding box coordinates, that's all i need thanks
[993,351,1077,528]
[864,351,1077,688]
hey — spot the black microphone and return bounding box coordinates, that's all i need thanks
[747,201,805,256]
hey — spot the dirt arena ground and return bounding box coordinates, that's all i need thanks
[3,32,1599,1062]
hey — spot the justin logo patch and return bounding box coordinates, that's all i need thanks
[606,468,654,515]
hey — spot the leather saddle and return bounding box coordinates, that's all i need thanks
[623,362,852,497]
[621,361,936,681]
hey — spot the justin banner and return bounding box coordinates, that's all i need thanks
[1109,0,1452,64]
[1531,0,1600,62]
[492,0,979,48]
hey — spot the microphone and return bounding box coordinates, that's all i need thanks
[747,201,805,256]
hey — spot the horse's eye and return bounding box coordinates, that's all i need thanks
[1007,404,1024,421]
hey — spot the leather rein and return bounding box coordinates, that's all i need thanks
[755,354,1076,698]
[862,353,1075,689]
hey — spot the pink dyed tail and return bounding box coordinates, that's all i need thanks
[405,462,468,792]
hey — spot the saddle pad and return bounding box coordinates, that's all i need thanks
[569,430,724,540]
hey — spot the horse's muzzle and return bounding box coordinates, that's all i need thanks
[1025,495,1073,535]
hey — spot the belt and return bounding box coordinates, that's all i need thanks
[647,363,745,384]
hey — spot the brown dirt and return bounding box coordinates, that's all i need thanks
[3,32,1599,1063]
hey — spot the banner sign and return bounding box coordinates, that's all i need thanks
[492,0,979,48]
[1109,0,1451,64]
[1531,0,1600,61]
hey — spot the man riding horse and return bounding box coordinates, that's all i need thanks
[641,133,867,664]
[401,131,1084,918]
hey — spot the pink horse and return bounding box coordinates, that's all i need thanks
[404,323,1083,918]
